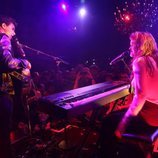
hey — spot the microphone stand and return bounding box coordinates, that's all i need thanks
[20,44,69,137]
[121,59,131,74]
[110,57,131,83]
[21,44,69,65]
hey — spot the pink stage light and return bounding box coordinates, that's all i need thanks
[59,2,68,13]
[61,3,66,11]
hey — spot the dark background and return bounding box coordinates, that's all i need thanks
[1,0,157,71]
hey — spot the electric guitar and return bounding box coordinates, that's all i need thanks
[9,68,31,83]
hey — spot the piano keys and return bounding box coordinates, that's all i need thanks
[39,81,130,118]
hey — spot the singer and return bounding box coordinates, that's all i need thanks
[100,32,158,158]
[0,15,31,158]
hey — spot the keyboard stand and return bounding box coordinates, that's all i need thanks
[71,103,100,157]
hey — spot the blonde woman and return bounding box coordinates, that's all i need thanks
[100,32,158,158]
[116,32,158,137]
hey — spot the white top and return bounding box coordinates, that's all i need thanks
[125,56,158,126]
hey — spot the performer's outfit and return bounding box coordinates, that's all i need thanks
[0,33,30,158]
[100,56,158,158]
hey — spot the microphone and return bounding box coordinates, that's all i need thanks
[109,50,129,65]
[13,36,26,57]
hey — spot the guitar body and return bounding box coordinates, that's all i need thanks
[10,58,31,82]
[10,69,30,83]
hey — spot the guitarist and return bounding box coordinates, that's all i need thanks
[0,15,31,158]
[11,33,31,132]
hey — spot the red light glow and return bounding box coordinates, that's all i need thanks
[124,14,130,21]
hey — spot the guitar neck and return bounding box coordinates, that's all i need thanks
[9,71,27,81]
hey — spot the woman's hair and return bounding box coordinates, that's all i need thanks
[130,31,158,76]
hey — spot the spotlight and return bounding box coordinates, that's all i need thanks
[61,4,67,11]
[59,2,68,13]
[79,8,87,18]
[124,14,131,22]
